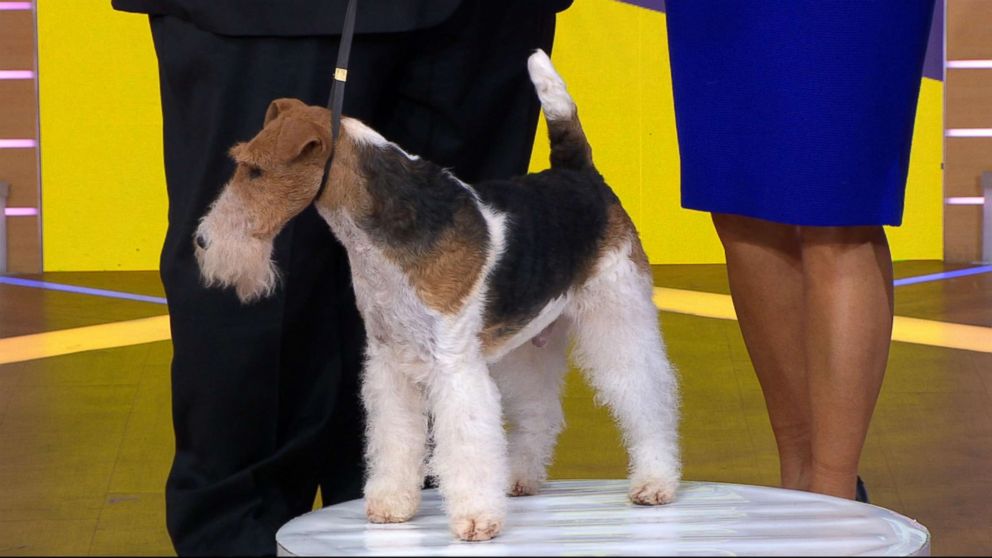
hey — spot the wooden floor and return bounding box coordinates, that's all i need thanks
[0,262,989,556]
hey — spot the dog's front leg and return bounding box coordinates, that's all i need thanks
[362,344,429,523]
[427,355,508,542]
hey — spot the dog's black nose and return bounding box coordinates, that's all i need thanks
[195,234,208,249]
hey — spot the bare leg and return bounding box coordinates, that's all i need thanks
[712,213,812,490]
[800,226,893,499]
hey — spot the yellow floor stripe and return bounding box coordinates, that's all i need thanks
[0,289,988,365]
[654,287,739,321]
[890,315,992,353]
[0,315,171,365]
[654,287,992,354]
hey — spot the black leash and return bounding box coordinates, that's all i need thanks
[315,0,358,203]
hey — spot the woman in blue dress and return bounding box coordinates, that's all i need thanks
[666,1,935,500]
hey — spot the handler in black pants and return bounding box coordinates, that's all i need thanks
[111,0,571,555]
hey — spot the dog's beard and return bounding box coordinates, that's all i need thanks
[195,190,281,303]
[195,233,280,303]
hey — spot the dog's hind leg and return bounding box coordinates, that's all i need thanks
[362,344,429,523]
[566,244,682,505]
[490,322,569,497]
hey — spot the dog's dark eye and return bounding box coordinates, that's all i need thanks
[248,165,262,179]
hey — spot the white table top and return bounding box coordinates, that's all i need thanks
[276,480,930,556]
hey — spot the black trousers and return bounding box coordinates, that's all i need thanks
[149,2,556,555]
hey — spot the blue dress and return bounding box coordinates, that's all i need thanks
[665,1,935,226]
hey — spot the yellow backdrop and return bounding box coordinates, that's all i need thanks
[37,1,943,271]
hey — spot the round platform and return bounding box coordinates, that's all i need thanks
[276,480,930,556]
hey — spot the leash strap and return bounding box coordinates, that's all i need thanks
[315,0,358,202]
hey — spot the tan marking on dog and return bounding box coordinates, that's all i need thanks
[315,129,373,219]
[601,202,650,275]
[480,323,522,354]
[384,203,489,316]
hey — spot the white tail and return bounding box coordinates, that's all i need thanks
[527,50,575,121]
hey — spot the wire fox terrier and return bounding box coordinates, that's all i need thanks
[195,50,681,542]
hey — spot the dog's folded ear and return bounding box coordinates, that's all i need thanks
[264,98,307,126]
[275,118,326,163]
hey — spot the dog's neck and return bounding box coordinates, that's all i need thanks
[315,122,478,251]
[314,128,368,218]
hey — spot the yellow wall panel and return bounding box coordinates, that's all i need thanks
[38,1,942,270]
[38,0,166,271]
[888,78,943,261]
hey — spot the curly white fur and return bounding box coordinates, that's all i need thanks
[194,187,280,302]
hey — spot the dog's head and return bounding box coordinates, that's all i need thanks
[194,98,333,302]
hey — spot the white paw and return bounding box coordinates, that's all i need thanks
[451,514,503,541]
[365,489,420,523]
[629,477,678,506]
[508,478,541,497]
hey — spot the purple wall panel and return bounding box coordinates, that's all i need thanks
[617,0,665,11]
[923,0,944,80]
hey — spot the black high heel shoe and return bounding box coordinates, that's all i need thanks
[855,476,869,503]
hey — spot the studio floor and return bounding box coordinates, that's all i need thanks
[0,261,989,556]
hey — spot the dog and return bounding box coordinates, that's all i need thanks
[194,50,680,542]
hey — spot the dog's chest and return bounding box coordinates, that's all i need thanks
[324,212,440,353]
[356,250,439,352]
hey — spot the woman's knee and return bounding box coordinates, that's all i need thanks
[711,212,800,253]
[799,225,886,248]
[798,226,893,290]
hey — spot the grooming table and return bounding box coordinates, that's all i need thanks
[276,480,930,556]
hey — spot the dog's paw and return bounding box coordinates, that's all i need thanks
[508,478,540,497]
[366,489,420,523]
[451,514,503,542]
[629,477,678,506]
